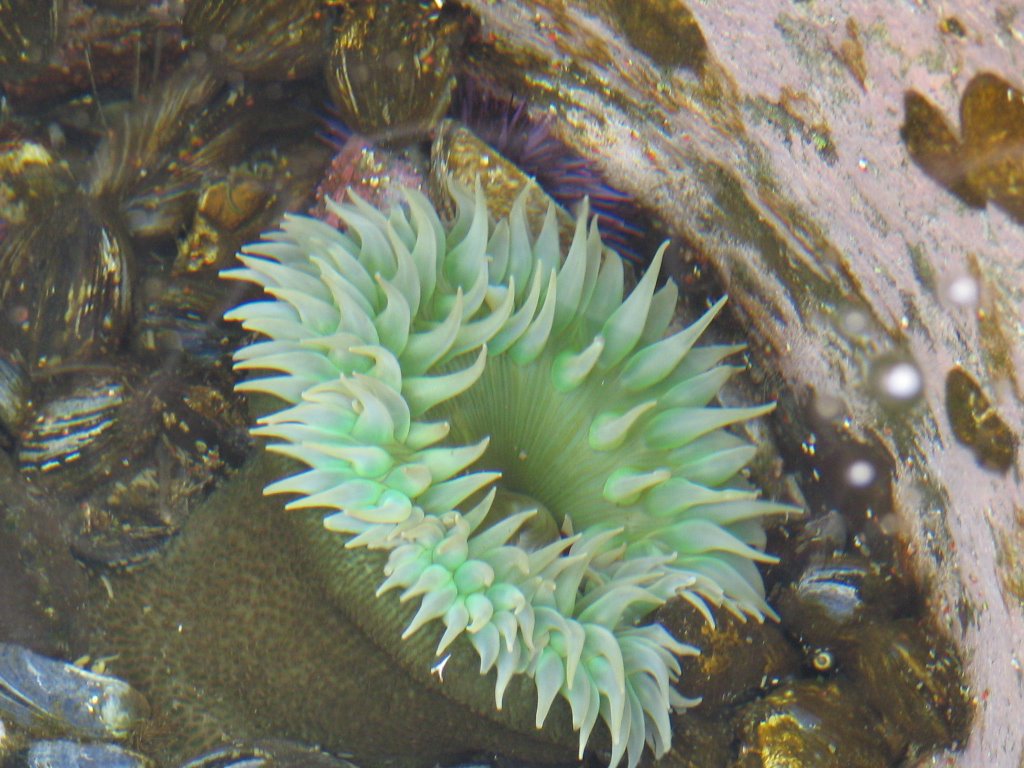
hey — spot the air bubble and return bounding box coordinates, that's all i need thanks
[880,362,922,401]
[845,460,876,487]
[208,33,228,53]
[947,276,979,306]
[840,308,869,336]
[812,393,844,421]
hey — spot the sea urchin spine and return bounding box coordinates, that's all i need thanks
[224,181,793,767]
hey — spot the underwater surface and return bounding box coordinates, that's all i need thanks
[0,1,1021,767]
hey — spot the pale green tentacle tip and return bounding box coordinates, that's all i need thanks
[604,468,672,505]
[621,295,728,392]
[590,401,658,452]
[552,336,605,392]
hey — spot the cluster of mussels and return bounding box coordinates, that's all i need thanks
[0,1,971,767]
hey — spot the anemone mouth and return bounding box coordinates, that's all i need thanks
[223,180,795,768]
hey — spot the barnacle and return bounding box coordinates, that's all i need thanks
[223,182,792,767]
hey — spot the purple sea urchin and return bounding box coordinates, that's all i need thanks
[224,182,793,766]
[455,85,648,262]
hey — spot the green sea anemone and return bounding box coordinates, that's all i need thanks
[223,181,792,767]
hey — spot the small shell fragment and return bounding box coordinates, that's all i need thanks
[25,739,154,768]
[0,643,149,741]
[0,349,30,449]
[175,740,357,768]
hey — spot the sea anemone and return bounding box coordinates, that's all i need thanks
[223,181,792,767]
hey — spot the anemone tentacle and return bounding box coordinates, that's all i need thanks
[224,181,794,767]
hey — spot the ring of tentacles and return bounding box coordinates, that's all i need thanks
[224,181,792,767]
